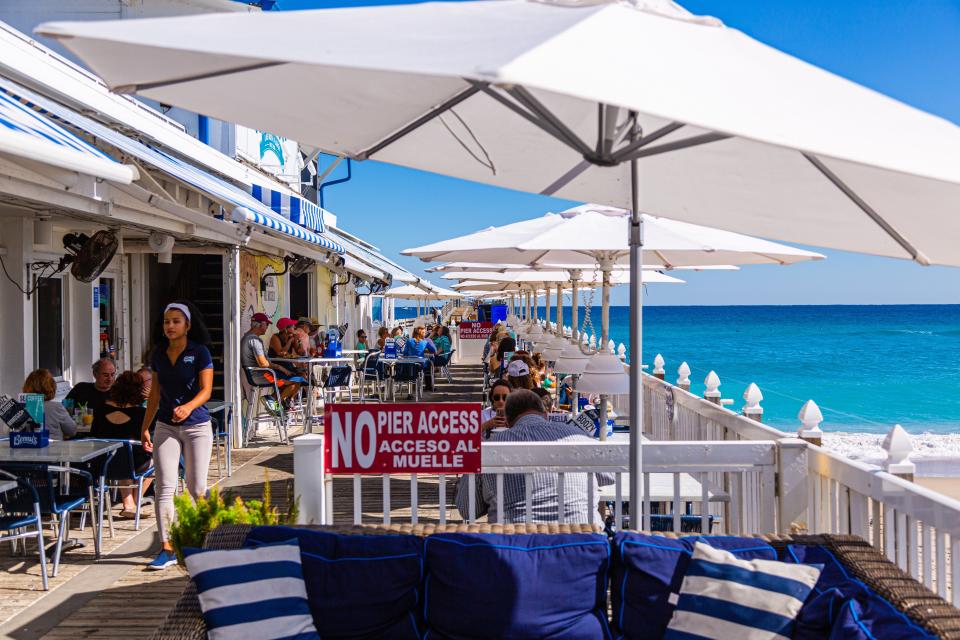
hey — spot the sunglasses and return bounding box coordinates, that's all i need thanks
[492,394,509,401]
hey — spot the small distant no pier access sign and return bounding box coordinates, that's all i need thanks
[323,403,482,474]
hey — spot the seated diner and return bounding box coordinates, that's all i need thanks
[22,368,76,439]
[64,357,117,414]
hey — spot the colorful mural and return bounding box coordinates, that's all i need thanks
[239,251,286,331]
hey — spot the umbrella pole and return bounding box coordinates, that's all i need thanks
[628,151,644,531]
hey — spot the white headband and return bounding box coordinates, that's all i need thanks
[165,303,191,322]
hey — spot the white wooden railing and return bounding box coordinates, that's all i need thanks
[805,444,960,605]
[294,437,779,535]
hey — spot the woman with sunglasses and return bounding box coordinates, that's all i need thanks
[480,380,512,434]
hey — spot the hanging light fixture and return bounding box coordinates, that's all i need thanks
[576,353,629,395]
[553,342,591,375]
[541,335,568,363]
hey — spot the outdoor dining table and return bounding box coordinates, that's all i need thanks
[0,439,121,558]
[271,356,354,432]
[378,356,429,401]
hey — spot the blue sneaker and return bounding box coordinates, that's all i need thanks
[147,549,177,571]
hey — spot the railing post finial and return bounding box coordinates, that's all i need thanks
[617,343,627,362]
[742,383,764,422]
[653,354,665,380]
[677,361,691,391]
[796,399,823,446]
[607,339,616,354]
[883,424,916,482]
[703,370,721,405]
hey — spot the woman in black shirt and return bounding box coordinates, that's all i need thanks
[91,371,153,518]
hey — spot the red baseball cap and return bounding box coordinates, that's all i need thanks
[276,317,297,330]
[251,312,272,325]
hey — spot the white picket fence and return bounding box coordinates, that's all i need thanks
[294,437,779,535]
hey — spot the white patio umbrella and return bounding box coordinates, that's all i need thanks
[426,261,738,273]
[41,0,960,523]
[384,283,463,300]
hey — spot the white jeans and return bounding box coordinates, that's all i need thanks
[154,421,213,543]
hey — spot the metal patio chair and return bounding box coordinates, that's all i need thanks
[242,366,291,445]
[0,470,48,590]
[357,350,384,403]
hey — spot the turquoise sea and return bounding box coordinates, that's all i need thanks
[398,304,960,434]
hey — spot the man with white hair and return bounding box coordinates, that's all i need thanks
[240,313,300,404]
[65,357,116,413]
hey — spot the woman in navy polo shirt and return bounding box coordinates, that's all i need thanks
[141,301,214,570]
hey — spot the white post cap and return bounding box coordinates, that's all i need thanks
[883,424,916,475]
[653,354,665,375]
[742,382,763,416]
[796,399,824,437]
[677,361,691,386]
[704,370,721,398]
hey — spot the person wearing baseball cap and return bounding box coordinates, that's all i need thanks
[241,313,303,406]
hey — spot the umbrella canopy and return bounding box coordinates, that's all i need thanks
[427,261,738,272]
[39,0,960,266]
[383,283,463,300]
[443,270,682,285]
[405,205,824,267]
[452,270,682,290]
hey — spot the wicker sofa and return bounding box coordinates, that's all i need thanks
[152,523,960,640]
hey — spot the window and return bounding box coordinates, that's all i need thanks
[372,296,383,322]
[35,277,64,377]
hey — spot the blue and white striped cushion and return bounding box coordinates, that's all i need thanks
[183,539,320,640]
[664,541,821,640]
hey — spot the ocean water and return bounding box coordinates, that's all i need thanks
[400,304,960,436]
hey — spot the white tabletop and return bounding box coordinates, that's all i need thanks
[0,479,16,494]
[341,350,367,355]
[0,439,122,464]
[597,472,716,502]
[271,357,353,365]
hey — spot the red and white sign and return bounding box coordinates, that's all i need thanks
[324,403,482,474]
[458,321,494,340]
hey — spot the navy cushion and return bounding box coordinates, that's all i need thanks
[611,533,777,639]
[787,544,936,640]
[424,532,612,640]
[246,526,423,639]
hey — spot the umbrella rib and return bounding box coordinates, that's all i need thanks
[355,83,484,160]
[474,83,583,155]
[622,132,732,160]
[505,86,594,157]
[609,121,686,164]
[540,160,591,196]
[653,250,673,268]
[114,61,285,93]
[804,153,929,265]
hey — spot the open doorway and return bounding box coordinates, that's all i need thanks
[289,272,309,321]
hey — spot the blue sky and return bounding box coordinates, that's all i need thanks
[279,0,960,306]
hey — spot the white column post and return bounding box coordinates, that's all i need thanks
[777,438,810,534]
[555,282,562,336]
[570,269,581,343]
[598,255,612,442]
[544,282,551,333]
[224,247,244,447]
[293,434,326,524]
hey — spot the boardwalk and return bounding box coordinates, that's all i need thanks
[0,363,483,639]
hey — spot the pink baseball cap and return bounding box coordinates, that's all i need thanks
[276,317,297,330]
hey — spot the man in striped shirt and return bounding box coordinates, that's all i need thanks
[455,390,613,526]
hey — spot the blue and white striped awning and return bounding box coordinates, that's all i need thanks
[0,85,136,184]
[231,206,343,252]
[0,76,344,255]
[251,183,327,234]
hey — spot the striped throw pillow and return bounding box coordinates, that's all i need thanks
[184,539,320,640]
[664,541,820,640]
